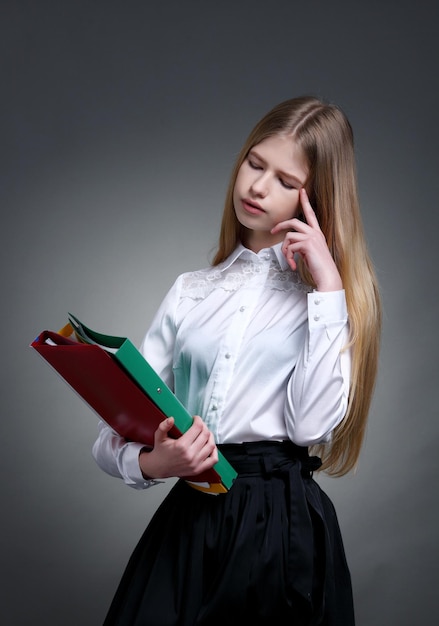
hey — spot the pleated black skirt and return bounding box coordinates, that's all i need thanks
[103,442,355,626]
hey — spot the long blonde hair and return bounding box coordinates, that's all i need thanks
[213,96,382,476]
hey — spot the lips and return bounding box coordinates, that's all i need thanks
[241,198,265,215]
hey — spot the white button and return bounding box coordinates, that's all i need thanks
[313,315,320,322]
[225,353,231,359]
[314,298,321,305]
[211,405,218,411]
[239,306,246,312]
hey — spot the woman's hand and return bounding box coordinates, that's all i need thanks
[139,415,218,480]
[271,188,343,292]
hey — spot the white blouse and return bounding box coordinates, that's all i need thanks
[92,243,351,489]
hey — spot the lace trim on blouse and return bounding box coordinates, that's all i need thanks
[181,258,312,300]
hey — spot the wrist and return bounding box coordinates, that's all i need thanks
[315,278,343,292]
[139,447,158,480]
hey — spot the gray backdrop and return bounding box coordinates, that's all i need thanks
[2,1,438,624]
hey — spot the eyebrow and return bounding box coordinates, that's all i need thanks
[249,148,306,187]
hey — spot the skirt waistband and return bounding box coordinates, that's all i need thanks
[218,441,322,477]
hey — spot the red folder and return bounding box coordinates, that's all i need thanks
[31,323,236,493]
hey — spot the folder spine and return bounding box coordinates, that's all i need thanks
[115,340,236,489]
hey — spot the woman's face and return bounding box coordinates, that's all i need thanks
[233,134,309,252]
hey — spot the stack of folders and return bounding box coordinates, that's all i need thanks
[30,314,237,494]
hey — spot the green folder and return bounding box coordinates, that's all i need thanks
[68,314,237,492]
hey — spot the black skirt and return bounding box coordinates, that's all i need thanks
[103,442,355,626]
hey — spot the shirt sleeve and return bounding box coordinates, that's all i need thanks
[91,278,180,488]
[92,421,161,489]
[138,275,181,386]
[285,289,351,446]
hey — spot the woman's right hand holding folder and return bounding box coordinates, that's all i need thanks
[139,415,219,480]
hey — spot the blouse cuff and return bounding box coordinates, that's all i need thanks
[307,290,348,329]
[120,442,164,490]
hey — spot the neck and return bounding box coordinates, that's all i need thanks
[242,228,284,253]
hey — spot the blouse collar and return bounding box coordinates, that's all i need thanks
[218,242,290,273]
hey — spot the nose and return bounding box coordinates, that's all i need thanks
[250,172,269,198]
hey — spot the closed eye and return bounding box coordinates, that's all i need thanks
[279,179,296,190]
[247,158,263,170]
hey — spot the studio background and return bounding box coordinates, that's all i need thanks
[2,1,438,624]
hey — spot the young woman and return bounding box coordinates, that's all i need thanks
[93,96,381,625]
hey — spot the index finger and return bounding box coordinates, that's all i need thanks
[299,188,320,229]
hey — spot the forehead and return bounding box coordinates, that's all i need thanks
[250,134,308,178]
